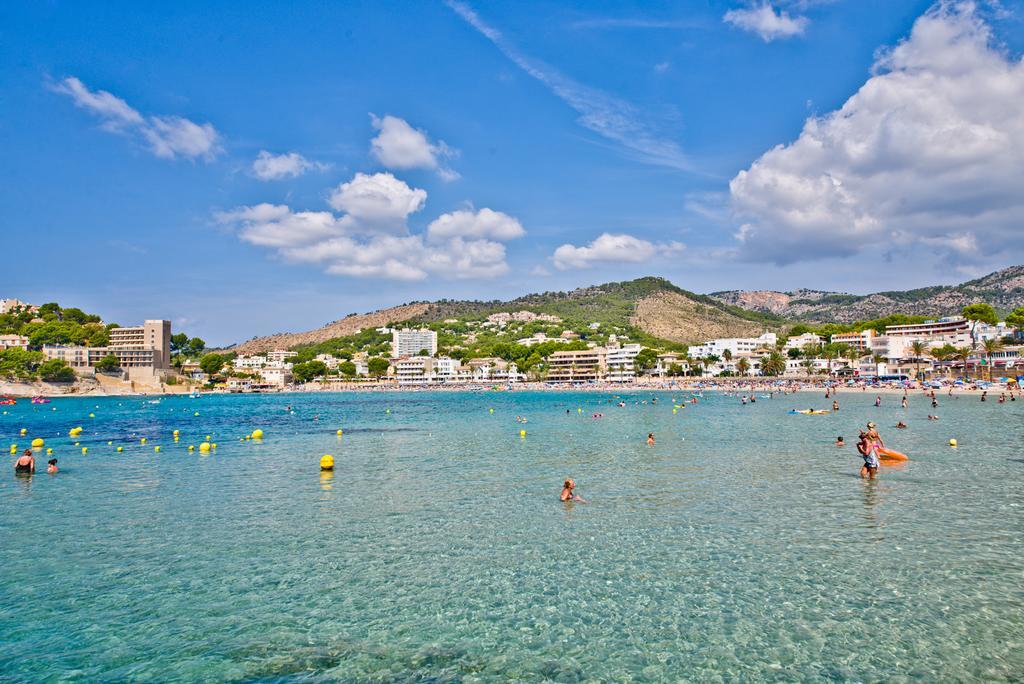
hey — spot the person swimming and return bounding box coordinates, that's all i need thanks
[560,478,586,502]
[47,458,58,474]
[896,421,907,429]
[14,449,34,475]
[647,433,655,446]
[835,436,845,446]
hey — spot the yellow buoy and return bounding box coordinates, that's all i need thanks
[9,445,17,454]
[211,443,217,450]
[154,446,161,453]
[20,428,27,436]
[520,429,527,438]
[489,408,494,414]
[74,442,80,446]
[336,429,343,436]
[194,412,199,417]
[141,438,147,444]
[949,438,958,447]
[31,438,44,449]
[81,447,88,455]
[251,429,264,440]
[116,446,124,453]
[577,408,582,413]
[205,435,211,441]
[173,429,180,436]
[188,445,195,451]
[174,437,179,442]
[107,441,113,446]
[320,454,335,470]
[199,442,211,453]
[46,448,53,455]
[89,413,95,418]
[672,408,678,414]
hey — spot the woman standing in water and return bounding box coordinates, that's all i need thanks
[560,478,586,502]
[14,450,34,475]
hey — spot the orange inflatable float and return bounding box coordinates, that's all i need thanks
[877,447,909,462]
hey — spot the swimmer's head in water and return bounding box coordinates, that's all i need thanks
[48,458,57,465]
[564,478,574,489]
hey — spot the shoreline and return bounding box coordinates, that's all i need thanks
[2,377,1010,399]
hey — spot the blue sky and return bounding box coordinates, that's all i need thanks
[3,0,1023,344]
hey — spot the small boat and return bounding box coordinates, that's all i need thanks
[0,397,16,405]
[31,397,51,404]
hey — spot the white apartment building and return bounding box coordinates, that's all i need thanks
[830,329,875,352]
[606,344,642,382]
[654,353,689,376]
[233,355,268,370]
[884,317,969,338]
[0,335,30,350]
[266,350,298,364]
[688,332,777,360]
[784,358,851,377]
[783,332,823,351]
[392,329,438,358]
[395,357,436,385]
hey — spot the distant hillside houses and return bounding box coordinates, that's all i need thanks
[687,316,1021,379]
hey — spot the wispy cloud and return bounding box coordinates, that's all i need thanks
[51,76,222,161]
[569,17,705,31]
[445,1,690,171]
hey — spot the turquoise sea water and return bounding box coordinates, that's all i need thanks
[1,390,1022,682]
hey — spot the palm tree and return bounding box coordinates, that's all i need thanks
[982,337,1004,381]
[953,346,972,380]
[822,346,838,377]
[872,353,885,378]
[801,357,816,376]
[704,355,720,377]
[929,346,949,378]
[722,348,733,371]
[761,351,786,377]
[910,340,927,380]
[735,357,750,377]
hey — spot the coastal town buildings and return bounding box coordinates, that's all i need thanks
[546,348,607,383]
[0,298,30,314]
[0,335,30,350]
[688,332,777,360]
[266,350,298,364]
[829,330,875,352]
[41,320,173,379]
[605,344,642,382]
[783,332,823,351]
[392,329,438,358]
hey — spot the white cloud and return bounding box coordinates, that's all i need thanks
[551,232,684,270]
[370,115,459,180]
[723,3,809,41]
[251,151,328,180]
[446,1,689,171]
[52,76,221,161]
[327,172,428,235]
[729,2,1024,266]
[426,208,525,242]
[218,174,524,281]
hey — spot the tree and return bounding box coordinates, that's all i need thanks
[929,345,955,377]
[0,348,45,380]
[39,359,76,383]
[722,348,733,364]
[760,351,786,377]
[170,333,190,352]
[962,303,998,349]
[199,353,226,377]
[634,348,659,375]
[94,354,121,373]
[982,337,1004,381]
[1006,307,1024,335]
[953,346,972,379]
[338,361,357,377]
[292,360,328,383]
[735,357,750,377]
[822,346,838,376]
[801,357,816,376]
[872,353,886,378]
[704,355,720,377]
[910,340,928,380]
[189,337,206,353]
[367,357,390,378]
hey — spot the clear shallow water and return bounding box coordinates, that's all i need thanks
[1,390,1022,682]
